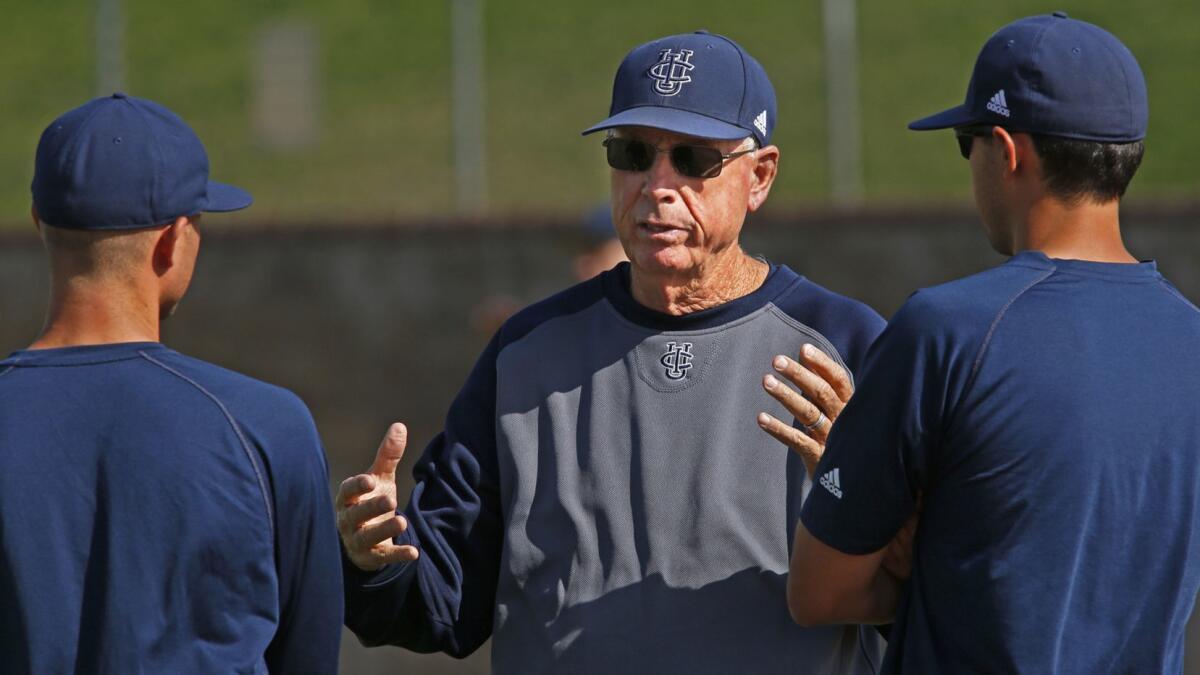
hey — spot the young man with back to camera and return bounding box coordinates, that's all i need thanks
[771,13,1200,673]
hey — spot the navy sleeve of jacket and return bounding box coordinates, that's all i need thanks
[344,334,503,658]
[253,393,345,673]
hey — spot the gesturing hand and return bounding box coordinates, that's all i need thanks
[336,423,421,572]
[756,344,854,476]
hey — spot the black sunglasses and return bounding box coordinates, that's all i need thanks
[603,137,755,179]
[954,125,997,160]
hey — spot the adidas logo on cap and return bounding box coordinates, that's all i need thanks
[753,110,768,136]
[819,468,843,499]
[986,89,1011,118]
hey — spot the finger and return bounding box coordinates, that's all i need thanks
[801,344,854,403]
[372,544,421,566]
[762,374,829,442]
[349,543,420,572]
[757,411,823,474]
[336,474,376,508]
[771,355,842,420]
[369,423,408,479]
[337,493,397,539]
[351,514,410,555]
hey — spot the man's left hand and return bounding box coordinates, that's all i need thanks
[760,346,922,583]
[757,343,853,476]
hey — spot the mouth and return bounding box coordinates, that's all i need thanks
[638,220,690,242]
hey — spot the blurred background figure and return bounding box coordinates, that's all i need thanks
[470,204,629,339]
[573,204,628,281]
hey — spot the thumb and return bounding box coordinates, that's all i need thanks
[369,423,408,479]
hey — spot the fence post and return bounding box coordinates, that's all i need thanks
[822,0,863,205]
[451,0,488,213]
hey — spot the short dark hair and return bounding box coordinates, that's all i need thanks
[1029,134,1144,204]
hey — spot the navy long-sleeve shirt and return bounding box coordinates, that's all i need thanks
[345,263,887,674]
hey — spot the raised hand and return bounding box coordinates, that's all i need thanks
[756,343,854,476]
[336,423,421,571]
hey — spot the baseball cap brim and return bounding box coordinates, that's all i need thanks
[582,106,749,141]
[908,104,979,131]
[204,180,254,212]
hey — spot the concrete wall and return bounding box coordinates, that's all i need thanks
[2,208,1198,672]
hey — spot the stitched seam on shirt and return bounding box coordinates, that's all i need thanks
[964,268,1056,397]
[138,351,276,540]
[765,304,855,386]
[0,353,23,377]
[1158,279,1200,317]
[499,302,618,363]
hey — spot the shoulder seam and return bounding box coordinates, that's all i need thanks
[500,286,605,348]
[500,298,614,356]
[765,304,854,383]
[0,354,22,377]
[1158,279,1200,317]
[137,351,276,541]
[964,268,1056,395]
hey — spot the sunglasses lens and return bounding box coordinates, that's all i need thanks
[606,138,655,172]
[671,145,724,178]
[956,133,973,160]
[604,139,727,177]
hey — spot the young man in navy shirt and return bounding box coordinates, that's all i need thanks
[776,13,1200,673]
[0,94,342,673]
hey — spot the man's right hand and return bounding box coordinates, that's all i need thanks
[336,423,421,572]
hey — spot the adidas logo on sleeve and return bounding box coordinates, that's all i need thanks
[819,468,843,499]
[986,89,1011,117]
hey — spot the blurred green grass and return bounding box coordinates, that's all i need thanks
[1,0,1196,228]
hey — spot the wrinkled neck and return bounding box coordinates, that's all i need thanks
[629,249,768,315]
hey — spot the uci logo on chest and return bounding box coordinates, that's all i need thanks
[660,341,694,380]
[648,49,695,97]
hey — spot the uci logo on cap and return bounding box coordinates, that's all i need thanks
[648,49,695,97]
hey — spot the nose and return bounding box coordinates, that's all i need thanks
[641,150,681,204]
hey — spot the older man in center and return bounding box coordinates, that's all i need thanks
[338,31,886,673]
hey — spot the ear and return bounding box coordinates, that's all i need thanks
[747,144,780,213]
[992,127,1022,175]
[151,216,191,276]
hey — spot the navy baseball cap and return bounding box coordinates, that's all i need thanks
[582,31,777,147]
[909,12,1147,142]
[32,93,252,230]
